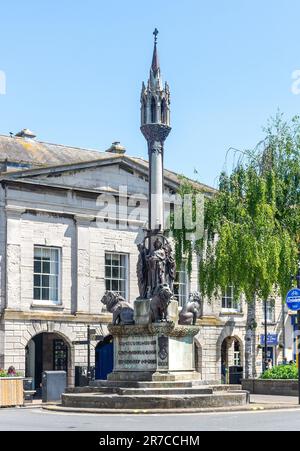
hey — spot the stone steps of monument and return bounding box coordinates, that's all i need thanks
[115,387,213,396]
[90,380,210,390]
[66,387,114,394]
[62,391,249,410]
[67,386,213,396]
[77,382,243,393]
[211,385,242,392]
[136,381,199,389]
[90,380,141,389]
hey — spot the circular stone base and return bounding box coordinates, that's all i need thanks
[44,402,253,415]
[60,389,249,411]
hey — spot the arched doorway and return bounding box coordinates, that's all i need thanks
[95,336,114,381]
[221,337,243,385]
[25,332,71,394]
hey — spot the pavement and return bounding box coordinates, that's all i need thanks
[40,394,300,415]
[251,394,299,406]
[1,404,300,431]
[0,394,297,432]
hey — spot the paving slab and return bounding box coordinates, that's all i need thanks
[250,395,299,405]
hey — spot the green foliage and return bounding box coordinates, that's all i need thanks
[171,177,202,275]
[171,113,300,304]
[0,369,7,378]
[0,367,21,377]
[261,364,298,380]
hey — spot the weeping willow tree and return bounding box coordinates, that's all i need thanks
[171,113,300,378]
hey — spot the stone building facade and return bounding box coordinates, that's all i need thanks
[0,37,288,389]
[0,131,286,388]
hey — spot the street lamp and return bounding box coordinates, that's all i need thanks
[87,326,97,385]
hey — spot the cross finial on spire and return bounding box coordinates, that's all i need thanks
[151,29,160,76]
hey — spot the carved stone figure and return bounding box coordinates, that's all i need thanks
[147,238,167,295]
[137,234,176,302]
[164,242,176,292]
[150,284,173,323]
[137,243,148,299]
[178,292,203,326]
[101,292,134,326]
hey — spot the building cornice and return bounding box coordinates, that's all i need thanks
[2,309,112,324]
[196,316,224,327]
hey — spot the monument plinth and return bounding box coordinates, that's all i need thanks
[107,321,200,382]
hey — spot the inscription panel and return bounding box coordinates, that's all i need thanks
[115,336,157,372]
[157,336,169,370]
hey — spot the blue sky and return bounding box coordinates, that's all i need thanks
[0,0,300,188]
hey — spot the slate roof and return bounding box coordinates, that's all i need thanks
[0,134,216,194]
[0,134,110,167]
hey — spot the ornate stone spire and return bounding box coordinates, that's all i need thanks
[141,29,171,127]
[140,30,172,232]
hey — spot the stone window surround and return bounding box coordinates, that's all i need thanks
[104,252,129,301]
[174,261,190,307]
[32,245,62,308]
[221,286,242,314]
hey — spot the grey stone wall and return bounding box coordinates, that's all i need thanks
[0,169,284,385]
[1,317,110,386]
[242,379,298,397]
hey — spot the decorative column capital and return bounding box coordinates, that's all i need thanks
[140,124,172,147]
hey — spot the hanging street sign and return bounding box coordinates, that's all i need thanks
[260,334,278,346]
[286,288,300,311]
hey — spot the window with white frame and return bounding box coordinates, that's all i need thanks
[263,299,276,323]
[234,340,242,366]
[34,246,60,303]
[222,286,241,312]
[174,262,190,307]
[105,253,128,300]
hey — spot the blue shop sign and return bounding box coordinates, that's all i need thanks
[260,334,278,346]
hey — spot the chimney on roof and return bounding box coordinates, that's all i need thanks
[15,129,37,140]
[106,142,126,155]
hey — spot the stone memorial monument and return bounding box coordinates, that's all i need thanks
[58,32,249,411]
[102,29,201,383]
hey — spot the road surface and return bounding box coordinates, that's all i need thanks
[0,407,300,431]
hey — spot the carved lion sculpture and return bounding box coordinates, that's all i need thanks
[179,292,203,326]
[101,292,134,326]
[150,284,173,323]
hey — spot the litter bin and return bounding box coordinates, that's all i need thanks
[75,366,95,387]
[42,371,67,403]
[23,378,35,402]
[229,366,244,385]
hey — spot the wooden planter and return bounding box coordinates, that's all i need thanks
[0,378,24,407]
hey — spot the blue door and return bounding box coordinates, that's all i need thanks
[95,337,114,380]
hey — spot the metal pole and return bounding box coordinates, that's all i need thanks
[296,271,300,406]
[264,299,268,372]
[282,301,286,362]
[87,325,91,386]
[297,309,300,406]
